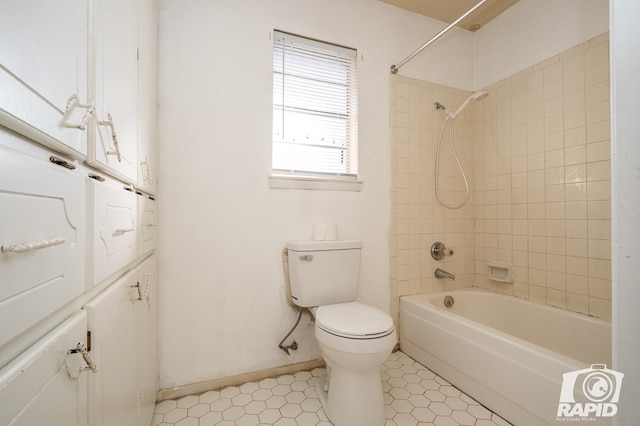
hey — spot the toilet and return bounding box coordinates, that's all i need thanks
[287,240,397,426]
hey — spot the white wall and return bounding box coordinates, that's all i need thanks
[474,0,609,89]
[157,0,472,389]
[610,0,640,422]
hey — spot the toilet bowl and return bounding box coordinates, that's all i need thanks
[314,302,396,426]
[286,240,397,426]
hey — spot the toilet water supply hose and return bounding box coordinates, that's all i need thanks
[278,248,303,355]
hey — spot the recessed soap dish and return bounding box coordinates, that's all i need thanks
[488,261,513,283]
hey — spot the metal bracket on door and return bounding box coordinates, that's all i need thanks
[66,342,98,378]
[99,113,122,162]
[142,272,152,309]
[49,155,76,170]
[113,228,134,236]
[140,158,154,185]
[63,94,94,131]
[299,255,313,261]
[1,237,65,254]
[131,282,143,301]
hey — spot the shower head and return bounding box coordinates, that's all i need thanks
[448,90,489,119]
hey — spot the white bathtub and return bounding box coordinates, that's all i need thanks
[400,289,611,425]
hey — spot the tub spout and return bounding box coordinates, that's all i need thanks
[435,268,455,280]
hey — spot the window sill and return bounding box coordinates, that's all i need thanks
[269,174,363,191]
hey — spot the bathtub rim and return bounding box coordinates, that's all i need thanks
[399,287,612,367]
[399,287,614,425]
[400,289,593,376]
[400,287,611,366]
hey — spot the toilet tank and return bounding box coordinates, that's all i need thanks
[286,240,361,308]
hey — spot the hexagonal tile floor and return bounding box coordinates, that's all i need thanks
[153,351,511,426]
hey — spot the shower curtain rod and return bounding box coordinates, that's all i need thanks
[390,0,488,74]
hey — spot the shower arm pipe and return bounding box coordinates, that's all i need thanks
[390,0,487,74]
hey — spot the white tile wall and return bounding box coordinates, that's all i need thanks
[390,78,476,325]
[391,32,611,321]
[473,32,611,319]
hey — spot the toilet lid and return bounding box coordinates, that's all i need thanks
[315,302,395,339]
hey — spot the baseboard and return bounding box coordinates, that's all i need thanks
[157,358,326,401]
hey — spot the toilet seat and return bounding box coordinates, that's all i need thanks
[315,302,395,339]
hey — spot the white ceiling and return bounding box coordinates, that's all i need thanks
[379,0,520,31]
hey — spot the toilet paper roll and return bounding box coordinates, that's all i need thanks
[313,223,337,241]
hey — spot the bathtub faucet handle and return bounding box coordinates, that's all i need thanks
[435,268,455,280]
[431,242,453,260]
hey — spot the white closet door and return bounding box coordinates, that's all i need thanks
[84,271,138,426]
[0,311,88,426]
[137,194,158,257]
[0,145,86,347]
[136,255,159,426]
[89,0,138,183]
[89,177,137,286]
[0,0,89,158]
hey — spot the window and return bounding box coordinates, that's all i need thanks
[271,31,358,185]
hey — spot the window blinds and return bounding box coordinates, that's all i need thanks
[272,30,358,179]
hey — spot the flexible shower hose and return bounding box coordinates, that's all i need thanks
[435,116,470,210]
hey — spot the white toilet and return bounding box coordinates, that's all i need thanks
[287,240,397,426]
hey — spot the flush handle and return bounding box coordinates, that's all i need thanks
[299,255,313,261]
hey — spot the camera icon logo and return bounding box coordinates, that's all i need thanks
[557,364,624,419]
[581,369,614,402]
